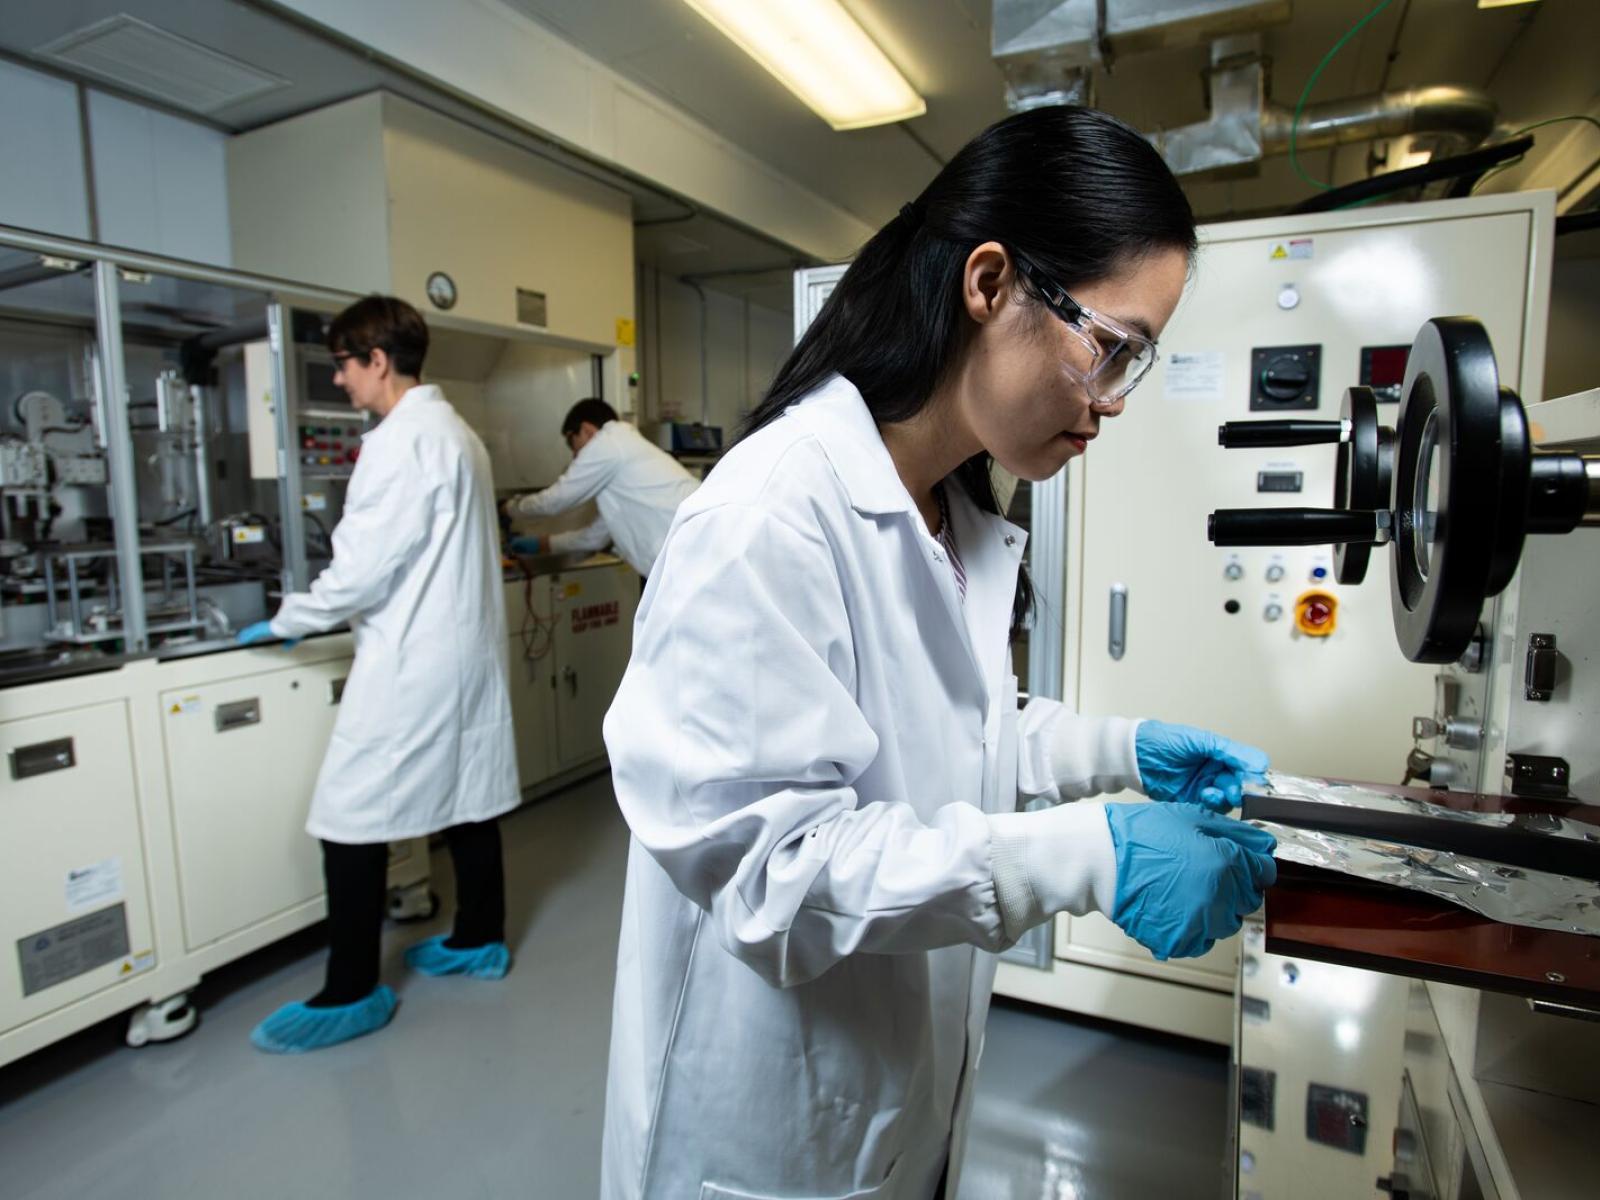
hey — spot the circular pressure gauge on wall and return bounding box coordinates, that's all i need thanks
[425,271,457,311]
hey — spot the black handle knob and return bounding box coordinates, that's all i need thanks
[1218,420,1345,448]
[1209,507,1384,546]
[1261,359,1312,400]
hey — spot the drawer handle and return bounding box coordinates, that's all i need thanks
[8,737,76,780]
[1108,583,1128,661]
[215,698,261,732]
[330,677,347,705]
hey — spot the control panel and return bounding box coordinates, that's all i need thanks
[1250,344,1321,411]
[298,422,362,478]
[1218,550,1340,641]
[1358,344,1410,404]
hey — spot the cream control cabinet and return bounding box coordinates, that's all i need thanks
[159,657,350,950]
[997,192,1556,1043]
[2,701,156,1037]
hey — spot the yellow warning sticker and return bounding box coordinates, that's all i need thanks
[564,582,582,598]
[1270,243,1289,260]
[616,317,636,347]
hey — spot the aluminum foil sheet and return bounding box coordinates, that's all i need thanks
[1265,773,1600,846]
[1251,773,1600,937]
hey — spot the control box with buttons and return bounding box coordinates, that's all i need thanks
[1250,344,1321,411]
[299,423,362,478]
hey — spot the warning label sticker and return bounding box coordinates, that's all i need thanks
[571,601,621,635]
[65,858,123,914]
[1270,238,1314,261]
[1164,351,1227,403]
[18,904,130,997]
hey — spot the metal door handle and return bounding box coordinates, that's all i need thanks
[1108,584,1128,661]
[563,665,578,697]
[215,698,261,732]
[8,737,76,780]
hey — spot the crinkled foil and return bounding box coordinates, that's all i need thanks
[1266,773,1600,846]
[1250,774,1600,937]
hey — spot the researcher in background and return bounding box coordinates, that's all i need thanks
[236,295,520,1054]
[501,398,698,578]
[600,107,1276,1199]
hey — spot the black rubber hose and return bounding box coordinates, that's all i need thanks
[1289,136,1533,215]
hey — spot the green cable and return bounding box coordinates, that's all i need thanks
[1289,0,1398,192]
[1471,114,1600,193]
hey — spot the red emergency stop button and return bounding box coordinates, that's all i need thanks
[1295,590,1338,637]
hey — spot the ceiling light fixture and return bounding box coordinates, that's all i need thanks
[1476,0,1541,8]
[679,0,925,131]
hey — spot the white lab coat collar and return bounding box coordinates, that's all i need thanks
[363,383,443,439]
[788,375,918,517]
[792,375,1028,712]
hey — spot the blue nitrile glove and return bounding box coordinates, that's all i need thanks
[236,621,298,650]
[1136,720,1269,812]
[509,535,542,556]
[1104,802,1277,961]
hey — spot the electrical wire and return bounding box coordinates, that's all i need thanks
[1470,114,1600,194]
[1289,0,1398,193]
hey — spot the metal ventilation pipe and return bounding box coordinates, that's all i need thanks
[1260,86,1499,158]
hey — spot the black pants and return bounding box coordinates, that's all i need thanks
[313,819,506,1007]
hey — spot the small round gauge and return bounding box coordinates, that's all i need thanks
[425,271,457,311]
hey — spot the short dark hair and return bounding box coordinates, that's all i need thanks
[327,295,429,378]
[561,398,617,438]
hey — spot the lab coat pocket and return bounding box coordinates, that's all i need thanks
[699,1157,900,1200]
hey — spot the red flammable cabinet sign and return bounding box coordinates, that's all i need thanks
[571,601,621,634]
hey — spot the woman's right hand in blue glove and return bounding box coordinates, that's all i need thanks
[1104,802,1277,961]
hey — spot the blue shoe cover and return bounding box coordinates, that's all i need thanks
[250,985,397,1054]
[403,935,511,980]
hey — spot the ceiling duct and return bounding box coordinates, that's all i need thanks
[992,0,1290,111]
[992,2,1498,180]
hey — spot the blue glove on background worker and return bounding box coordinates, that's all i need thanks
[1136,720,1269,811]
[1105,802,1277,960]
[508,535,542,556]
[237,621,298,650]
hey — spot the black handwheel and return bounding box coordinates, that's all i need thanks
[1332,387,1394,585]
[1389,318,1505,663]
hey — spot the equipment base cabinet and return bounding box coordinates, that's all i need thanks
[2,560,636,1069]
[159,658,349,951]
[1,702,157,1036]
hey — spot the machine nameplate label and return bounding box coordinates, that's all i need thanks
[1164,351,1226,403]
[17,904,130,997]
[65,857,123,914]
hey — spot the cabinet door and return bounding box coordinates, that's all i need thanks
[506,633,557,790]
[552,565,638,768]
[160,658,349,949]
[2,702,156,1033]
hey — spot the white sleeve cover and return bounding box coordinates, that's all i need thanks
[603,502,1010,989]
[986,802,1116,942]
[1015,696,1145,801]
[270,435,437,637]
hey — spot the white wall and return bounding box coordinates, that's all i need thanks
[636,265,792,438]
[0,59,231,267]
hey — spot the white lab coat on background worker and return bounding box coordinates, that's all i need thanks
[601,379,1141,1199]
[272,383,519,841]
[506,411,698,578]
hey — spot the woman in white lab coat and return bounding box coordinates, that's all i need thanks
[236,296,521,1054]
[600,107,1278,1198]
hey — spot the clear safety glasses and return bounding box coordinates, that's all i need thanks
[1016,254,1159,410]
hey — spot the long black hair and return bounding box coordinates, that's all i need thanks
[741,105,1197,635]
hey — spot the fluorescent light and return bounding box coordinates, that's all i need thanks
[680,0,926,131]
[1477,0,1541,8]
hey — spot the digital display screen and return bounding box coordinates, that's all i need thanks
[1361,344,1410,402]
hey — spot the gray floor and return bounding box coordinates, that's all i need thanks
[0,775,1227,1199]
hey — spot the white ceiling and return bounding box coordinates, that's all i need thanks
[2,0,1593,300]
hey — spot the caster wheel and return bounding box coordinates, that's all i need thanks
[126,994,199,1048]
[388,886,439,923]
